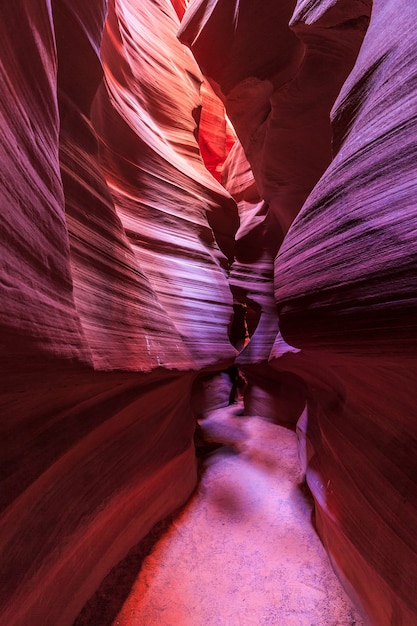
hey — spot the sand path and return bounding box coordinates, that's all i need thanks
[110,405,364,626]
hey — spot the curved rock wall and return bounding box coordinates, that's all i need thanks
[0,1,237,624]
[221,140,302,423]
[2,0,417,625]
[0,1,89,363]
[179,0,372,428]
[274,2,417,623]
[181,1,417,625]
[92,0,238,369]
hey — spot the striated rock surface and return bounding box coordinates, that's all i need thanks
[181,1,417,625]
[93,0,238,369]
[274,1,417,623]
[0,2,90,364]
[2,1,417,625]
[54,0,192,372]
[179,0,372,427]
[179,0,370,234]
[221,140,303,424]
[0,1,237,625]
[1,364,197,626]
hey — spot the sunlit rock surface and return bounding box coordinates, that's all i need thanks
[179,0,370,234]
[181,1,417,625]
[93,0,237,369]
[55,0,192,372]
[197,81,236,183]
[0,1,237,624]
[2,1,417,626]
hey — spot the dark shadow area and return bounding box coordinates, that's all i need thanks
[73,505,187,626]
[228,300,261,352]
[297,477,317,530]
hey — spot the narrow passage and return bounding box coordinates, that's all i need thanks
[109,404,363,626]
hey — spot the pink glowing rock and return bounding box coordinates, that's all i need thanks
[2,1,417,625]
[274,2,417,623]
[92,0,238,368]
[0,1,237,624]
[221,140,298,422]
[178,0,370,431]
[197,81,236,182]
[0,2,89,364]
[180,0,370,233]
[169,0,188,21]
[222,140,279,363]
[1,364,197,626]
[55,0,193,372]
[181,1,417,624]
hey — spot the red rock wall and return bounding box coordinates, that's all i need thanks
[92,0,238,369]
[0,2,89,363]
[181,1,417,625]
[0,1,237,624]
[3,0,417,625]
[274,2,417,623]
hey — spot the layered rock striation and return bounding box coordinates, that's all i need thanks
[274,2,417,623]
[2,1,417,625]
[181,1,417,624]
[0,1,237,624]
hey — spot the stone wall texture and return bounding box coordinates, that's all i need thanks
[1,1,417,625]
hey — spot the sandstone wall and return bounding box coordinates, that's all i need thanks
[181,1,417,624]
[0,1,237,624]
[2,0,417,624]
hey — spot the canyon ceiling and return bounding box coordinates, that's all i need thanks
[1,1,416,625]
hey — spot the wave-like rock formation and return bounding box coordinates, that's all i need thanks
[93,0,238,369]
[221,140,303,424]
[181,1,417,625]
[274,2,417,623]
[2,0,417,625]
[0,1,237,624]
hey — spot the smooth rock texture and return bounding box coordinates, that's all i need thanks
[1,363,197,626]
[197,81,236,183]
[93,0,238,368]
[221,140,302,424]
[179,0,371,233]
[180,1,417,625]
[54,0,192,372]
[2,1,417,625]
[273,2,417,623]
[0,1,237,625]
[0,1,89,363]
[179,0,372,427]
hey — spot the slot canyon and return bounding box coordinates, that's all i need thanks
[1,0,416,624]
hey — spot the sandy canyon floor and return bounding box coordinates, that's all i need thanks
[76,404,364,626]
